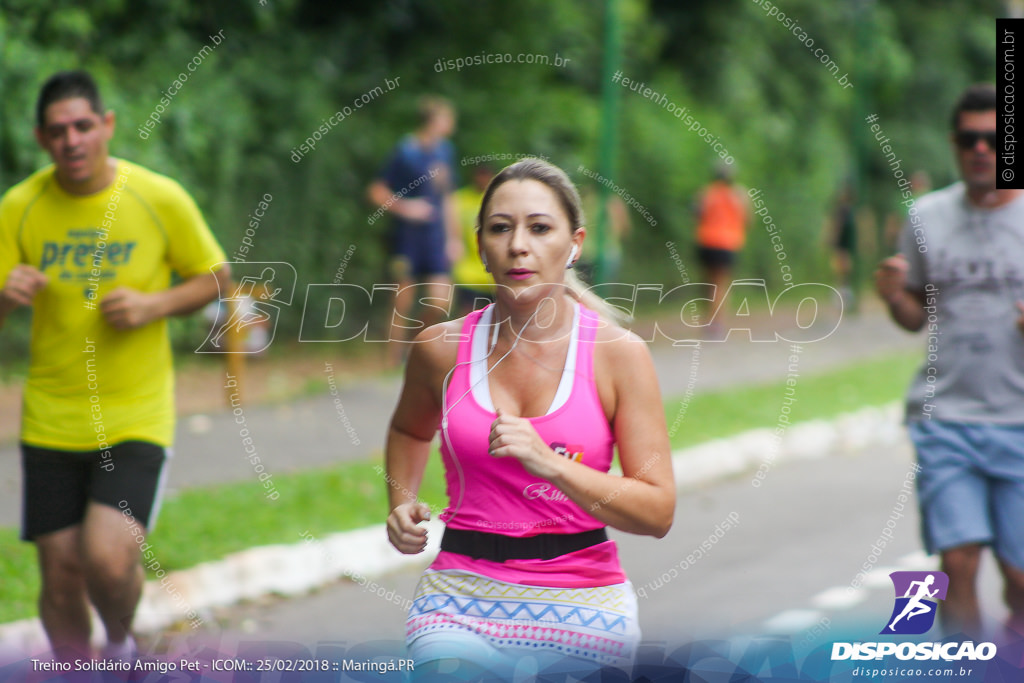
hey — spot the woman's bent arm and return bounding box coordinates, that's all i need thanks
[489,331,676,537]
[384,324,455,553]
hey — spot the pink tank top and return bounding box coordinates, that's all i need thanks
[430,303,626,587]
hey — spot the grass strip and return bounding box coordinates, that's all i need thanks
[665,349,920,448]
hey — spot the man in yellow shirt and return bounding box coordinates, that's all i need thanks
[0,71,229,661]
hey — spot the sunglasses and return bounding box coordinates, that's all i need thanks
[954,130,997,150]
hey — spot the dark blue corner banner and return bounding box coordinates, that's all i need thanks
[2,635,1022,682]
[998,17,1024,189]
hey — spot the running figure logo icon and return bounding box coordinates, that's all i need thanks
[881,571,949,635]
[197,262,296,354]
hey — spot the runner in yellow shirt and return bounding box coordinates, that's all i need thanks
[0,71,229,662]
[451,164,495,314]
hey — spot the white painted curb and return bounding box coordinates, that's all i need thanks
[671,402,904,489]
[0,402,906,653]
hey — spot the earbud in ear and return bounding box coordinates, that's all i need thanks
[566,244,578,269]
[481,252,489,272]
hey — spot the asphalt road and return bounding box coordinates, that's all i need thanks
[166,437,1012,680]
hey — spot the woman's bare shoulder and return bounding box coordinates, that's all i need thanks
[406,316,470,370]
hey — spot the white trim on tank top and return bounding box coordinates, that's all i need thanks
[469,303,580,415]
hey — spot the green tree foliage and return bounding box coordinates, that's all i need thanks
[0,0,998,355]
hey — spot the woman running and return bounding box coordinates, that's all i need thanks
[385,158,675,679]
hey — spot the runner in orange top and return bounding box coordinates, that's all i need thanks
[694,165,749,335]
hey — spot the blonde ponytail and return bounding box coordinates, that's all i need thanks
[565,268,631,325]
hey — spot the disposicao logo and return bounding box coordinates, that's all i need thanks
[831,571,997,663]
[881,571,948,635]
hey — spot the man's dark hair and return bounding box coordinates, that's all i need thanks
[950,83,996,131]
[36,71,104,128]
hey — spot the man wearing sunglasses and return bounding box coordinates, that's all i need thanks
[875,83,1024,640]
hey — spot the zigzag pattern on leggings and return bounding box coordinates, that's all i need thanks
[407,570,638,665]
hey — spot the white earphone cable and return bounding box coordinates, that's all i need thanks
[438,298,553,522]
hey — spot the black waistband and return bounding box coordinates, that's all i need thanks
[440,527,608,562]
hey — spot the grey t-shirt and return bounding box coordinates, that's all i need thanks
[900,182,1024,424]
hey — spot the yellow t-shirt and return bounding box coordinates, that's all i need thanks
[451,186,493,292]
[0,160,226,449]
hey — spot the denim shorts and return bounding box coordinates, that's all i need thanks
[908,420,1024,570]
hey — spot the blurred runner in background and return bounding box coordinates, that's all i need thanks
[827,177,858,308]
[368,96,459,364]
[451,163,494,315]
[694,163,749,337]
